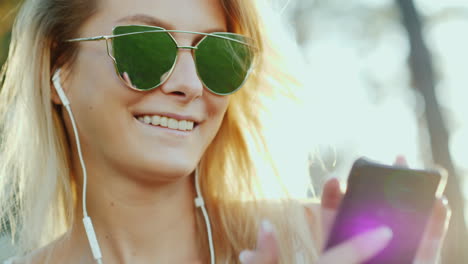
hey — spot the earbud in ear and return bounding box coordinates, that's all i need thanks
[52,69,70,106]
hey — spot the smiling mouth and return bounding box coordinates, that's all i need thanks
[136,115,198,132]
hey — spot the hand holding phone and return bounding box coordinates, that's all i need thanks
[324,157,447,264]
[237,157,449,264]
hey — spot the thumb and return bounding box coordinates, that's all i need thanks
[239,220,280,264]
[319,226,393,264]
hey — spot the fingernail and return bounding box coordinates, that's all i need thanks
[325,177,340,186]
[374,227,393,240]
[395,155,408,166]
[327,176,338,182]
[261,219,274,234]
[239,250,255,263]
[441,195,448,206]
[355,227,393,257]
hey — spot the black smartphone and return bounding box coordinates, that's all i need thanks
[324,157,446,264]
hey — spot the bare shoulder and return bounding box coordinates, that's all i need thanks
[6,247,49,264]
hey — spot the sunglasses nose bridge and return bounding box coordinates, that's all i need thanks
[158,46,204,99]
[177,46,198,50]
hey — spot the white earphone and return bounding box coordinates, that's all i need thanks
[52,69,216,264]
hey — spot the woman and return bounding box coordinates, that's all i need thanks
[0,0,450,263]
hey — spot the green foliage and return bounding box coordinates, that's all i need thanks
[0,0,21,68]
[0,31,11,68]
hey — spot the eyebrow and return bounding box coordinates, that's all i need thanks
[116,14,226,33]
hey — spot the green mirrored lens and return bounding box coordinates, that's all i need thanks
[112,25,177,91]
[195,34,254,95]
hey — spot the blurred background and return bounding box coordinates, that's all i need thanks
[1,0,467,262]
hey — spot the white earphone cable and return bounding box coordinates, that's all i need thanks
[65,104,89,217]
[53,69,103,263]
[194,166,216,264]
[53,69,215,264]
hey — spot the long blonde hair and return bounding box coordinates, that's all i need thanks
[0,0,318,262]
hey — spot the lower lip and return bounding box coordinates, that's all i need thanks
[135,118,196,137]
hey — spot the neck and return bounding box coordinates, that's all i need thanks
[67,167,203,264]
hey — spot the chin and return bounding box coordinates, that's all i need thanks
[117,146,201,183]
[137,157,197,181]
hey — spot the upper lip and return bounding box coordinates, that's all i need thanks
[134,112,202,124]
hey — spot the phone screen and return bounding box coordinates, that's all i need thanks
[324,158,443,264]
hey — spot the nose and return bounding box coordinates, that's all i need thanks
[160,48,204,102]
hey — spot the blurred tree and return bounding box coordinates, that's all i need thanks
[395,0,468,263]
[287,0,468,262]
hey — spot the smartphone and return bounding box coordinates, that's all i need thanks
[324,157,446,264]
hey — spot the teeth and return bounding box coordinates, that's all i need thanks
[187,121,194,130]
[160,116,168,127]
[168,118,178,129]
[151,115,161,126]
[138,115,196,131]
[179,120,187,131]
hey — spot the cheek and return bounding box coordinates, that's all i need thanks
[70,49,111,97]
[69,47,139,108]
[65,50,139,144]
[207,95,230,126]
[201,95,230,145]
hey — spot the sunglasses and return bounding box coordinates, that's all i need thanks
[66,25,257,95]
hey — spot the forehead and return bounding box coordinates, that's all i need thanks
[86,0,227,35]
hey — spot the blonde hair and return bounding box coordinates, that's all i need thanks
[0,0,318,262]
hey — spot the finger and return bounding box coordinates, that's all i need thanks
[239,220,280,264]
[393,155,409,167]
[318,227,393,264]
[413,196,451,264]
[255,220,280,263]
[322,178,343,210]
[239,250,256,264]
[321,178,343,248]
